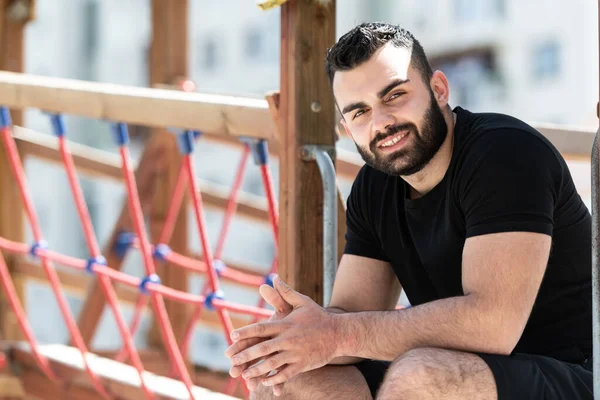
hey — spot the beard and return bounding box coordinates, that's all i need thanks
[355,95,448,176]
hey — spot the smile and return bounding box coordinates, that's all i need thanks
[378,131,409,148]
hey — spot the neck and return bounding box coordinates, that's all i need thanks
[403,110,456,199]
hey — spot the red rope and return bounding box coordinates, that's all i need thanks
[214,144,251,260]
[0,126,113,399]
[158,161,188,245]
[260,164,279,247]
[0,114,279,399]
[117,143,195,398]
[58,135,155,399]
[0,251,58,382]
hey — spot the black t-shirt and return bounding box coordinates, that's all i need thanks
[344,106,592,360]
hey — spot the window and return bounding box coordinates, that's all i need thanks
[83,0,99,59]
[454,0,505,22]
[244,27,263,61]
[532,41,561,80]
[200,38,218,71]
[454,0,478,22]
[495,0,506,18]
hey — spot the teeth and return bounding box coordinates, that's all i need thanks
[381,132,408,148]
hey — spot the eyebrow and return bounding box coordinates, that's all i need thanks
[340,78,410,115]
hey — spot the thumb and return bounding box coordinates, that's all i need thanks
[273,275,305,306]
[259,284,292,314]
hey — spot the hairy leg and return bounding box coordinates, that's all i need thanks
[250,365,372,400]
[377,348,496,400]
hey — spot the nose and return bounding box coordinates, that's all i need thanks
[372,106,396,137]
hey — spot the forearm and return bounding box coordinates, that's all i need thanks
[334,294,513,361]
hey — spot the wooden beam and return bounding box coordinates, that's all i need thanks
[92,349,245,397]
[9,344,237,400]
[13,126,123,181]
[1,0,30,127]
[278,0,336,304]
[0,70,275,141]
[147,0,191,353]
[76,133,166,347]
[0,0,28,342]
[0,373,24,399]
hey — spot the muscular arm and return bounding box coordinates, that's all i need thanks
[334,231,551,361]
[327,254,401,364]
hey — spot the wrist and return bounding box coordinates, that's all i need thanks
[328,312,355,359]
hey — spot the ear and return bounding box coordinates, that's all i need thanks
[340,119,354,140]
[430,70,451,108]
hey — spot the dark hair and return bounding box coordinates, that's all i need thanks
[325,22,433,86]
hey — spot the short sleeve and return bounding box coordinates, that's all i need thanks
[458,130,561,238]
[343,167,389,261]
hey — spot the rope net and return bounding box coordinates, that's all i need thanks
[0,106,278,399]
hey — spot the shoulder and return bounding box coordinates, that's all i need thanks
[453,108,565,173]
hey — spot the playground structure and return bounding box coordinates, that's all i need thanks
[0,0,597,399]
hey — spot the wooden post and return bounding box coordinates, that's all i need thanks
[0,0,32,341]
[147,0,191,351]
[278,0,336,304]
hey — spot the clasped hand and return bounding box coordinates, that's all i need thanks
[225,275,340,394]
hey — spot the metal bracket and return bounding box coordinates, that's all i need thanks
[300,145,336,162]
[256,0,291,11]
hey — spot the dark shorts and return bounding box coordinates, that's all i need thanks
[354,352,593,399]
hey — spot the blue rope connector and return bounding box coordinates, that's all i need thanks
[177,130,195,155]
[264,273,277,288]
[29,240,48,258]
[204,290,225,311]
[114,231,136,258]
[49,114,66,137]
[0,107,11,129]
[153,243,172,262]
[213,259,226,277]
[86,255,107,275]
[252,140,268,166]
[111,123,130,146]
[139,274,161,295]
[193,130,203,139]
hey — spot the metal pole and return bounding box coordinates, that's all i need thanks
[315,149,337,307]
[592,132,600,396]
[594,1,600,395]
[301,145,338,306]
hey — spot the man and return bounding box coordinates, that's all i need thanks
[225,22,593,399]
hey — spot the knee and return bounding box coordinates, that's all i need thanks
[248,369,319,400]
[250,383,279,400]
[376,348,444,399]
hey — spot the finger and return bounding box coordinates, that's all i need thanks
[261,365,300,387]
[232,338,284,366]
[225,337,263,359]
[259,284,292,314]
[273,275,306,307]
[247,366,280,392]
[242,352,291,379]
[231,320,283,342]
[246,376,262,391]
[229,362,249,378]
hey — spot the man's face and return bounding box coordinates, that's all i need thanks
[333,43,448,176]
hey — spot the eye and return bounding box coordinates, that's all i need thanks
[352,109,365,120]
[387,91,405,101]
